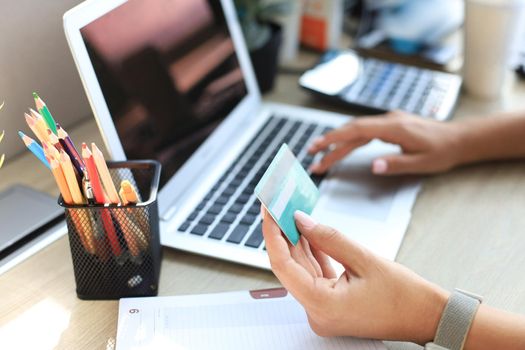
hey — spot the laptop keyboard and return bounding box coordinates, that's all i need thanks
[177,116,331,249]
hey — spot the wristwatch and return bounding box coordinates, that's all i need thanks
[425,289,483,350]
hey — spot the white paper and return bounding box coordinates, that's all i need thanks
[116,290,387,350]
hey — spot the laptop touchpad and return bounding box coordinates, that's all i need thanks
[317,141,404,222]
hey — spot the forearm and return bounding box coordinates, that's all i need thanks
[454,111,525,165]
[464,304,525,350]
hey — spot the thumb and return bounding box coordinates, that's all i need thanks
[294,211,370,274]
[372,154,428,175]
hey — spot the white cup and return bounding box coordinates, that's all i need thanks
[463,0,525,99]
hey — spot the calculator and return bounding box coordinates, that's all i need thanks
[299,50,462,121]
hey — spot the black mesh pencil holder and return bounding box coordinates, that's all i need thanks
[59,160,162,300]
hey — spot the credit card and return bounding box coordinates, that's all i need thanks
[255,144,320,245]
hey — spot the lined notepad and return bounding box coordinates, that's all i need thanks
[116,289,386,350]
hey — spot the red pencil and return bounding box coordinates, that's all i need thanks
[82,143,122,257]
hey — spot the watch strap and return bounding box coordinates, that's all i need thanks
[426,289,482,350]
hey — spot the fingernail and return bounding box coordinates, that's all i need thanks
[294,210,317,230]
[372,159,388,174]
[260,204,266,219]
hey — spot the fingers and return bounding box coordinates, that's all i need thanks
[261,206,317,306]
[310,245,337,279]
[309,117,402,154]
[298,236,324,277]
[372,154,430,175]
[290,236,323,278]
[309,139,368,174]
[294,210,370,275]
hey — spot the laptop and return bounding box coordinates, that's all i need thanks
[63,0,421,270]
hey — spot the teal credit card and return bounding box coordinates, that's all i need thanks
[255,144,320,246]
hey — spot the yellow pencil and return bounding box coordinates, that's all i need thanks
[91,143,121,204]
[60,150,84,204]
[49,156,96,255]
[29,108,49,143]
[24,113,46,143]
[120,180,141,204]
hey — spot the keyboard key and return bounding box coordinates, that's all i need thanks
[215,196,229,205]
[229,203,243,213]
[207,205,223,215]
[245,225,264,248]
[190,224,208,236]
[199,214,215,225]
[231,178,243,186]
[221,186,236,196]
[208,223,230,240]
[248,203,260,215]
[178,221,191,232]
[240,214,257,225]
[226,224,250,244]
[236,194,251,204]
[222,213,237,223]
[188,211,198,220]
[196,201,206,210]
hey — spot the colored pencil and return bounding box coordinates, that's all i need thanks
[48,156,96,255]
[24,113,46,143]
[59,150,84,204]
[91,143,144,256]
[46,129,64,152]
[91,143,121,204]
[29,108,50,143]
[33,92,57,134]
[43,141,60,161]
[120,180,140,204]
[56,123,85,175]
[18,131,50,169]
[82,143,122,257]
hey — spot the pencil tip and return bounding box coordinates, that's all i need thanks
[47,129,52,135]
[18,130,25,138]
[33,92,39,99]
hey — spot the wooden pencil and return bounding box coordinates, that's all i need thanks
[33,92,58,134]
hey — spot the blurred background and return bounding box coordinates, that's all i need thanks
[1,0,524,165]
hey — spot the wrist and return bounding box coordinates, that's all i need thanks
[414,283,450,345]
[448,121,480,168]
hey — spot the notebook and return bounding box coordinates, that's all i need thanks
[116,288,387,350]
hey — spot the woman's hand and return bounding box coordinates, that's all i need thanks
[262,207,449,344]
[308,110,464,176]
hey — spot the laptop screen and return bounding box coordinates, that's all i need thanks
[80,0,248,186]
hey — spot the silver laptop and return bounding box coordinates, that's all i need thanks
[63,0,420,270]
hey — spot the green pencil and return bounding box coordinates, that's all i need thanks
[33,92,58,134]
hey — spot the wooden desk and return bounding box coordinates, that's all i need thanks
[2,68,525,350]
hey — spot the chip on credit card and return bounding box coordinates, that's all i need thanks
[255,144,320,245]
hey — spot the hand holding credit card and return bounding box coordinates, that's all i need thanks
[255,144,320,245]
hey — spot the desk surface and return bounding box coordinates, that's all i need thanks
[2,61,525,350]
